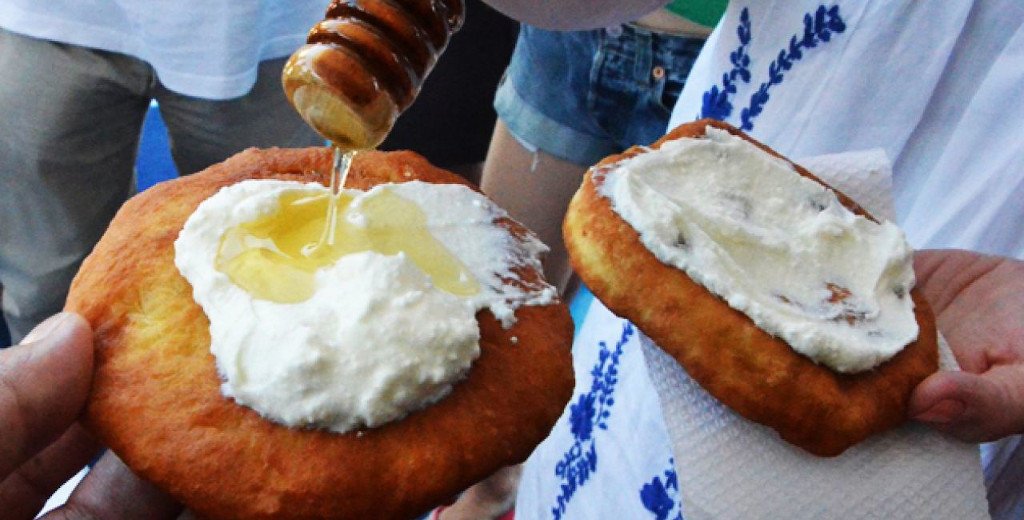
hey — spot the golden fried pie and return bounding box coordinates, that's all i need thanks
[563,119,937,456]
[66,148,574,519]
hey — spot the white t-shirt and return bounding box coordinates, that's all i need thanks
[518,1,1023,519]
[0,1,330,100]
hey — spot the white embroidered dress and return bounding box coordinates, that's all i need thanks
[516,1,1024,519]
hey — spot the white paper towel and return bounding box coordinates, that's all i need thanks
[640,149,991,519]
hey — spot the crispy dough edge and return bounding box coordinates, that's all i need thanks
[564,119,938,457]
[66,147,575,519]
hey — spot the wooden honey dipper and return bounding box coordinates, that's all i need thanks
[282,0,465,150]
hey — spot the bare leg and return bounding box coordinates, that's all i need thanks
[480,121,588,294]
[438,122,588,519]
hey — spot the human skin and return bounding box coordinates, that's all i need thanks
[0,314,184,520]
[908,250,1024,442]
[480,121,589,294]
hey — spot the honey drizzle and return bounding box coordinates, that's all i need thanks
[215,148,480,304]
[303,146,354,257]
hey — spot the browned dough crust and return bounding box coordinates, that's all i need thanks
[66,148,574,519]
[563,119,938,457]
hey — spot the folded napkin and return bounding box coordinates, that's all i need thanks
[640,149,990,519]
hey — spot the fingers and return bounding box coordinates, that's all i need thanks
[0,423,101,519]
[911,250,1002,316]
[909,366,1024,442]
[39,450,182,520]
[911,251,1024,441]
[0,313,93,480]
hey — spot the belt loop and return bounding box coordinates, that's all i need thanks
[635,28,653,85]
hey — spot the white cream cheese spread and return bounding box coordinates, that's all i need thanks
[597,127,918,373]
[174,179,555,432]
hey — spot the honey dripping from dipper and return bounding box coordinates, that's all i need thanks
[214,0,470,302]
[281,0,465,255]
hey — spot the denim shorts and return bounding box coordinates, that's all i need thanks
[494,24,704,166]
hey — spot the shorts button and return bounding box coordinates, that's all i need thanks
[652,66,665,79]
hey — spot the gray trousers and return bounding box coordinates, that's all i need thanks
[0,29,323,342]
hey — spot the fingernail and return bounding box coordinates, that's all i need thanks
[20,313,74,345]
[913,399,966,424]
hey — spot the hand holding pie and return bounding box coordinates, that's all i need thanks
[563,119,938,456]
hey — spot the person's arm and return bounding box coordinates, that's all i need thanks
[481,0,670,30]
[909,250,1024,442]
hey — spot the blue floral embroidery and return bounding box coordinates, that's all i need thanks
[739,4,846,130]
[699,7,752,121]
[551,322,634,519]
[640,458,683,520]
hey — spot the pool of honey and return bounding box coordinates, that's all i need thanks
[216,188,479,303]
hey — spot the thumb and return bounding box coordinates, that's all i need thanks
[908,367,1024,443]
[0,313,93,480]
